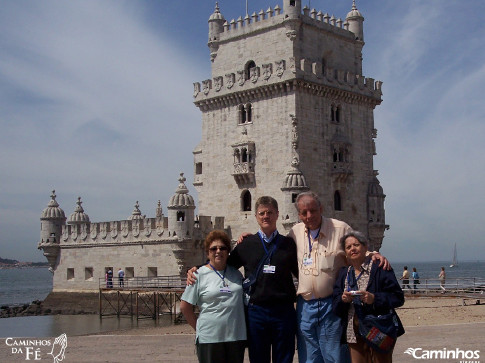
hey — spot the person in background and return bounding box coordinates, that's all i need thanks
[399,266,411,291]
[118,268,125,287]
[439,267,446,294]
[333,231,404,363]
[106,269,113,288]
[180,230,246,363]
[411,267,419,294]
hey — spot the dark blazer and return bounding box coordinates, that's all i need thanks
[332,261,405,342]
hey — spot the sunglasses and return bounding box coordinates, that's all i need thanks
[209,246,228,252]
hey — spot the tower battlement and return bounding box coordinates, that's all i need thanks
[193,58,382,105]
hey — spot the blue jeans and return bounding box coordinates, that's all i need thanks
[247,303,296,363]
[296,296,350,363]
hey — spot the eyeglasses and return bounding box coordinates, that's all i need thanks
[209,246,228,252]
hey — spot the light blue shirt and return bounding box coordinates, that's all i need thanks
[181,265,247,343]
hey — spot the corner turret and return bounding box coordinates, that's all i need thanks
[208,2,225,61]
[38,190,66,271]
[367,172,388,251]
[346,0,364,41]
[67,197,90,225]
[283,0,301,19]
[168,173,196,238]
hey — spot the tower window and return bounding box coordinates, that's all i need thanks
[241,149,248,162]
[290,0,296,6]
[241,190,252,211]
[238,103,253,124]
[245,61,256,81]
[334,191,342,211]
[67,268,74,281]
[195,162,202,175]
[177,211,185,221]
[331,105,341,123]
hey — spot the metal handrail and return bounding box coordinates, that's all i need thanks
[99,275,185,289]
[402,277,485,295]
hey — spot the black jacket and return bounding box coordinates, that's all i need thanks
[332,261,405,342]
[228,233,298,306]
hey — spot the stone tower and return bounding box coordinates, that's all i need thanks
[167,173,196,238]
[193,1,388,249]
[38,190,66,270]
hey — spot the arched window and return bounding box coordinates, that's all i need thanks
[242,148,248,162]
[234,149,241,163]
[245,61,256,81]
[336,106,341,123]
[246,103,252,122]
[321,58,326,76]
[176,211,185,221]
[239,104,246,123]
[334,191,342,211]
[241,190,252,211]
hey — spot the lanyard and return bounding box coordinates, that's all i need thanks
[307,226,321,253]
[257,231,278,255]
[346,266,364,291]
[257,232,279,263]
[209,263,227,285]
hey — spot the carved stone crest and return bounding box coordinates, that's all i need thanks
[121,221,129,238]
[225,73,235,89]
[193,82,200,98]
[100,222,107,239]
[202,79,212,95]
[289,57,296,74]
[213,76,223,92]
[237,70,245,86]
[110,221,118,238]
[156,220,164,236]
[250,67,260,83]
[71,225,77,241]
[276,59,286,77]
[90,224,98,239]
[62,226,69,241]
[144,218,152,237]
[80,224,88,240]
[262,63,272,80]
[132,220,140,237]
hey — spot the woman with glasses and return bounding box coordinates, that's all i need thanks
[180,230,247,363]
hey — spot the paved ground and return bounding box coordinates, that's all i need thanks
[1,322,484,362]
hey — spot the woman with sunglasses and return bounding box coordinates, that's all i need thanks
[180,230,247,363]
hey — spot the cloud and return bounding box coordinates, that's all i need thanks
[0,1,202,260]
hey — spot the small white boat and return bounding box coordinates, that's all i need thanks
[450,243,458,268]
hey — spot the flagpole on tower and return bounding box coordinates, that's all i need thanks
[246,0,248,16]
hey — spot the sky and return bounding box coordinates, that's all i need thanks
[1,0,484,263]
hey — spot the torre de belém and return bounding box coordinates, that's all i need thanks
[38,0,388,292]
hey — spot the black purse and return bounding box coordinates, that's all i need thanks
[355,304,400,352]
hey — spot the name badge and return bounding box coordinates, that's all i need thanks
[303,257,313,266]
[263,265,276,274]
[220,287,232,293]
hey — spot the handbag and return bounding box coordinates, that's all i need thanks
[354,300,404,353]
[242,235,279,305]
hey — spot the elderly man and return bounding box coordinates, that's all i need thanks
[289,191,388,363]
[188,196,298,363]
